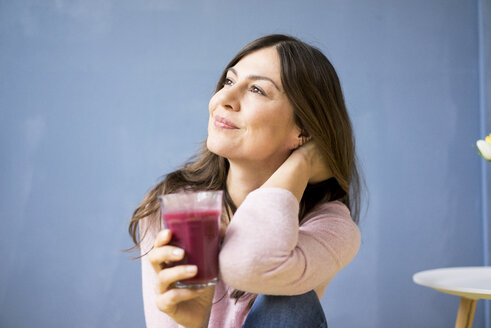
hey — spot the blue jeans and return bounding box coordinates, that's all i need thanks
[242,290,328,328]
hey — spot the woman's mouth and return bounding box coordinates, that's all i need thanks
[214,115,239,129]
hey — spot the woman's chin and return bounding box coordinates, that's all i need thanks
[206,139,231,158]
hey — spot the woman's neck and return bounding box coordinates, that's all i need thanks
[226,158,283,207]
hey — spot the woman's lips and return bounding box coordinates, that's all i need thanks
[214,115,239,129]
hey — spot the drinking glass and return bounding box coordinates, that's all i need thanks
[158,190,222,288]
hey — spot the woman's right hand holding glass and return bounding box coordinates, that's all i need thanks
[148,229,214,328]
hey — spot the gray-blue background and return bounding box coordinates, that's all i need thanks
[1,0,490,327]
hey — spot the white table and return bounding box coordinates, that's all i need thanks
[413,267,491,328]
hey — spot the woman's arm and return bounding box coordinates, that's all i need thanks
[219,188,360,295]
[219,143,360,295]
[140,218,180,328]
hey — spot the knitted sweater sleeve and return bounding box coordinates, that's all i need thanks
[219,187,361,295]
[140,215,179,328]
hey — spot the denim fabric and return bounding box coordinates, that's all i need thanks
[242,290,328,328]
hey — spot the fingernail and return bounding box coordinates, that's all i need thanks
[173,248,184,257]
[186,265,197,273]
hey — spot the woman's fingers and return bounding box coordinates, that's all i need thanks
[154,229,172,247]
[155,288,206,314]
[156,265,198,294]
[149,228,185,273]
[297,141,332,183]
[148,244,185,273]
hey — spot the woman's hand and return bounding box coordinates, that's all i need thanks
[148,229,214,328]
[290,141,332,184]
[261,141,332,203]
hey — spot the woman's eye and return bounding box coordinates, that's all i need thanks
[251,85,265,96]
[223,78,233,86]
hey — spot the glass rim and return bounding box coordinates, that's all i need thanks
[158,190,223,215]
[157,190,223,201]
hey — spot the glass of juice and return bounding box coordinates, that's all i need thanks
[158,190,222,288]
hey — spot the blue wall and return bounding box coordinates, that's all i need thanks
[1,1,489,327]
[480,0,491,324]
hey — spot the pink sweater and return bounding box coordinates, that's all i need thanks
[140,187,361,328]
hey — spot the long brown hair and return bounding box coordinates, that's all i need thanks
[129,34,362,307]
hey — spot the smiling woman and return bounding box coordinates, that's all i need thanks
[207,47,300,171]
[129,34,363,328]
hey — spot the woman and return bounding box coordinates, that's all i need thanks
[129,34,362,328]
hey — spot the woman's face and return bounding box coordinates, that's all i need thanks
[207,47,300,165]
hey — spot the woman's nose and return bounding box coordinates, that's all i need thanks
[218,84,241,112]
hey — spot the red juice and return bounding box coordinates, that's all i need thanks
[163,209,220,287]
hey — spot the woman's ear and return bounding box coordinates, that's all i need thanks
[287,125,302,150]
[288,125,311,150]
[297,130,312,147]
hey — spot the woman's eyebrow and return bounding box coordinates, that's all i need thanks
[227,67,282,92]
